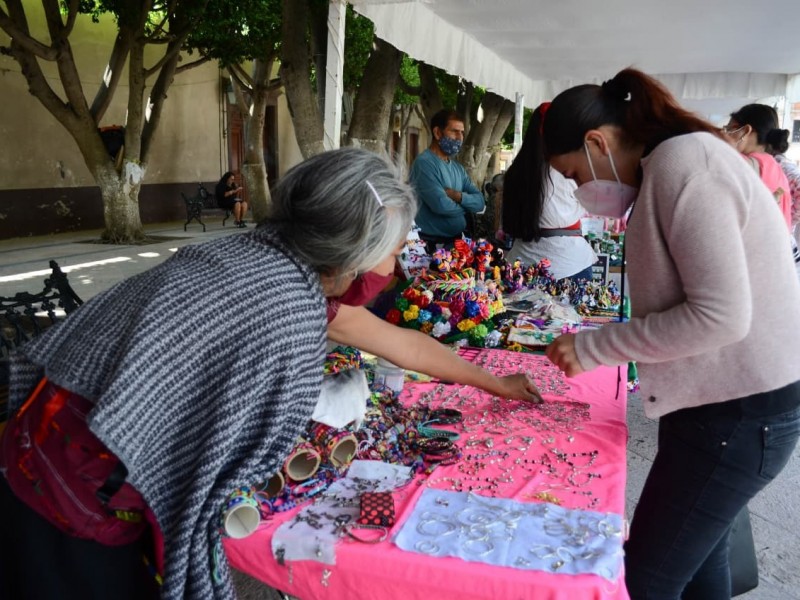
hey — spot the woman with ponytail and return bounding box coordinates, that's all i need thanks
[723,103,800,279]
[501,104,597,281]
[541,68,800,599]
[723,103,793,229]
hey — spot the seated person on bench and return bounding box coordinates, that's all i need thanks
[215,172,249,228]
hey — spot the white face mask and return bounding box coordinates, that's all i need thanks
[573,143,638,218]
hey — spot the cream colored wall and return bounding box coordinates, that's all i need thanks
[0,6,250,189]
[276,94,303,178]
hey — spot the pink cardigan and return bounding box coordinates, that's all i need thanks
[575,133,800,418]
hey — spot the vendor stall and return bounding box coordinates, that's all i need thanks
[224,349,629,600]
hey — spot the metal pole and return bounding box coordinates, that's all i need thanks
[323,0,347,151]
[513,92,524,157]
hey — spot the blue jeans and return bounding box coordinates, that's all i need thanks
[625,380,800,600]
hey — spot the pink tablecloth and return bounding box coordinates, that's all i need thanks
[225,349,629,600]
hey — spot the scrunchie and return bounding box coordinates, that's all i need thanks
[601,78,630,102]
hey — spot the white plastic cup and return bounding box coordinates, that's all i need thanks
[374,357,405,394]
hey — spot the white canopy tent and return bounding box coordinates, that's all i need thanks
[343,0,800,125]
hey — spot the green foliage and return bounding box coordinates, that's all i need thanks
[343,6,374,91]
[438,69,460,110]
[394,55,419,105]
[186,0,282,67]
[68,0,200,31]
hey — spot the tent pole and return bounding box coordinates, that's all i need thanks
[323,0,347,151]
[513,92,524,157]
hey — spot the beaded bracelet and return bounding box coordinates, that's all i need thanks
[424,452,462,465]
[287,472,331,501]
[429,408,463,424]
[418,419,460,441]
[268,495,297,513]
[416,437,454,454]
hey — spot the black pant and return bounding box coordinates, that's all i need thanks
[0,475,159,600]
[625,380,800,599]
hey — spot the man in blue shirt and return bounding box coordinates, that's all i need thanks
[409,109,485,248]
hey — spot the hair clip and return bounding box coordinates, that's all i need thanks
[365,180,384,207]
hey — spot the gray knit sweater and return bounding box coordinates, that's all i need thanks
[575,133,800,417]
[8,224,327,599]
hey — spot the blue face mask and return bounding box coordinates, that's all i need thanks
[438,136,462,157]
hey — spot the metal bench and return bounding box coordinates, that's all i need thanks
[182,183,233,231]
[0,260,83,421]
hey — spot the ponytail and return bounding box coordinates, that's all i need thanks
[543,68,723,157]
[502,105,550,242]
[610,69,722,151]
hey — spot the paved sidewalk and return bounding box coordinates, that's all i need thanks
[1,221,797,599]
[0,220,246,300]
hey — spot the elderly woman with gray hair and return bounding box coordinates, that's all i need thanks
[0,148,539,600]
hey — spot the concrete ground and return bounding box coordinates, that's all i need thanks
[1,219,797,599]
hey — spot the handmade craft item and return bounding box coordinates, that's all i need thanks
[310,422,358,468]
[357,491,396,527]
[283,441,322,481]
[221,487,262,539]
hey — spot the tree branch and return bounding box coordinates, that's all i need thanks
[0,2,58,61]
[41,0,66,41]
[397,74,420,97]
[414,103,430,136]
[63,0,80,37]
[229,62,254,90]
[175,54,210,74]
[140,41,181,162]
[8,40,79,131]
[143,3,203,79]
[90,30,132,122]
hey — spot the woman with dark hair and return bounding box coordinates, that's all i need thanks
[723,103,800,278]
[723,103,793,229]
[0,148,540,600]
[539,69,800,599]
[215,171,249,228]
[501,103,597,281]
[748,104,800,244]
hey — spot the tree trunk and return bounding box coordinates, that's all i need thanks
[417,62,443,131]
[346,38,402,154]
[478,98,515,179]
[0,0,205,244]
[386,104,398,157]
[456,80,474,136]
[395,105,413,165]
[237,60,273,223]
[280,0,324,158]
[460,91,509,185]
[241,101,270,223]
[308,0,328,117]
[97,162,146,243]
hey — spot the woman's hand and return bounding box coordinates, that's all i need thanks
[493,373,543,403]
[546,333,585,377]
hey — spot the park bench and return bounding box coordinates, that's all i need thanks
[181,183,233,232]
[0,260,83,422]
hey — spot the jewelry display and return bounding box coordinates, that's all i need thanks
[344,524,389,543]
[395,488,624,581]
[271,461,411,565]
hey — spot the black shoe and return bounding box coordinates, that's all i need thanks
[237,221,247,228]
